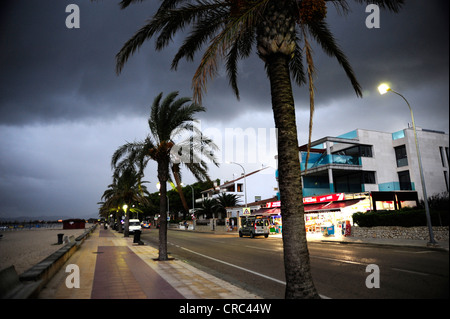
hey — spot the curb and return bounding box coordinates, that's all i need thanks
[314,238,449,252]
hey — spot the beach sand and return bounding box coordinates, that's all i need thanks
[0,226,89,275]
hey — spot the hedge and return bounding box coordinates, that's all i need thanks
[352,208,449,227]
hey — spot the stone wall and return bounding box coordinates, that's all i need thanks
[352,226,449,241]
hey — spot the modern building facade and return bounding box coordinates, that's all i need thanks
[297,127,449,202]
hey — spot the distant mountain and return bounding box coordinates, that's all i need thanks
[0,215,95,222]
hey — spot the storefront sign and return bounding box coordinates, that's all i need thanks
[303,193,345,203]
[266,193,345,208]
[266,201,281,208]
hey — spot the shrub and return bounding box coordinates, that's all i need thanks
[353,208,449,227]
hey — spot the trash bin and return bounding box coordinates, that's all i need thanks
[57,233,64,245]
[133,230,142,244]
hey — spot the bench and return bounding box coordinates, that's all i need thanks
[0,265,42,299]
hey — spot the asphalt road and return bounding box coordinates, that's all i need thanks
[140,229,449,299]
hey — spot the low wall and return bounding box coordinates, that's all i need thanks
[352,226,449,241]
[18,224,97,298]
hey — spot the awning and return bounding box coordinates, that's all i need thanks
[305,199,361,213]
[250,207,281,216]
[250,199,362,215]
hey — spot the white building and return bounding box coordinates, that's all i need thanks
[199,166,278,218]
[296,127,449,202]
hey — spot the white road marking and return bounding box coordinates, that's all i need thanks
[172,243,331,299]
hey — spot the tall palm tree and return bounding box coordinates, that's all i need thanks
[114,0,403,298]
[100,165,150,236]
[112,91,219,260]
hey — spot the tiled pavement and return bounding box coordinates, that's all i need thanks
[37,227,261,299]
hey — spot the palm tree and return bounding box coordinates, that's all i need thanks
[215,193,241,219]
[112,91,219,260]
[197,198,219,219]
[114,0,403,298]
[99,165,150,236]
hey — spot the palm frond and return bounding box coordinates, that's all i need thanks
[306,20,362,97]
[301,24,316,173]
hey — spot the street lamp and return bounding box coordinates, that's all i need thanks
[181,183,196,230]
[123,204,129,237]
[378,83,436,245]
[181,183,195,214]
[227,161,248,228]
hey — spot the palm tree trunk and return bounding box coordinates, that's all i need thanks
[157,157,170,261]
[266,53,320,299]
[171,163,190,218]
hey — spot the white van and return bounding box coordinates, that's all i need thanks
[128,219,142,233]
[239,216,270,238]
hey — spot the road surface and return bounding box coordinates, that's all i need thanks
[141,229,449,299]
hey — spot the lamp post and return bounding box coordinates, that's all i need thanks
[123,204,129,237]
[227,161,247,228]
[378,83,436,245]
[181,183,196,230]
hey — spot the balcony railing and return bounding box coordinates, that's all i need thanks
[300,154,361,171]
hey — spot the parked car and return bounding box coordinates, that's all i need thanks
[239,216,270,238]
[141,221,151,229]
[128,219,142,233]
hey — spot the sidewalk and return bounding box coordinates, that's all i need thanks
[37,227,261,299]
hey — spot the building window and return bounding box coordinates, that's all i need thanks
[362,171,376,184]
[444,171,449,192]
[440,146,447,167]
[446,147,449,165]
[236,183,243,192]
[398,170,412,190]
[338,145,372,158]
[395,145,408,167]
[225,184,235,192]
[359,145,373,158]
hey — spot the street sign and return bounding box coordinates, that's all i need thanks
[242,207,251,215]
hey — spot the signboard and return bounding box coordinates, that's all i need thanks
[303,193,345,204]
[266,193,346,208]
[242,207,251,215]
[266,201,281,208]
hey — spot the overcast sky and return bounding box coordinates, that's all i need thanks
[0,0,448,220]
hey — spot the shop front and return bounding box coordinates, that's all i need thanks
[263,193,371,236]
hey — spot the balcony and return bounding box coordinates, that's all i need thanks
[300,153,361,171]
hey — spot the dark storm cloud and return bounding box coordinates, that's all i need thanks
[1,1,448,126]
[0,0,448,219]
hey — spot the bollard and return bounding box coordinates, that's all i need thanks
[57,233,64,245]
[133,230,144,245]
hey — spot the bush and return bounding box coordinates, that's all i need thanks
[353,208,449,227]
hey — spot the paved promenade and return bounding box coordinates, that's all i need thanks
[37,227,261,299]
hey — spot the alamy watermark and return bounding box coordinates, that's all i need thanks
[365,264,380,289]
[65,264,80,288]
[65,4,380,30]
[65,4,80,29]
[169,120,278,169]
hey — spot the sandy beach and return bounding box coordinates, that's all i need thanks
[0,226,90,275]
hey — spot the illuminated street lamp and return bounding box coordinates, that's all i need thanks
[378,83,436,245]
[123,204,129,237]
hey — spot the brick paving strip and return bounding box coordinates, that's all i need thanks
[38,227,260,299]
